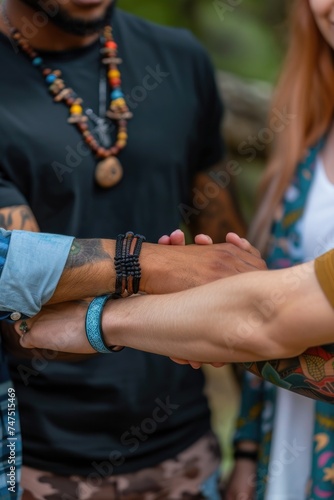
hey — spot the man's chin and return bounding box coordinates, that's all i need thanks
[18,0,115,37]
[71,0,107,8]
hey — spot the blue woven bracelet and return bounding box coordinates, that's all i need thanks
[85,295,124,354]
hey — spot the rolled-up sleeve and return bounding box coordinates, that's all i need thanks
[0,229,11,319]
[0,230,74,317]
[0,229,10,269]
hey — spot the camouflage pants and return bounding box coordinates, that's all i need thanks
[21,432,222,500]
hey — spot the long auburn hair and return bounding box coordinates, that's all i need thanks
[249,0,334,252]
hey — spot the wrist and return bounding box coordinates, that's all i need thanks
[234,441,259,462]
[233,449,258,462]
[139,242,168,294]
[101,297,127,347]
[140,243,193,295]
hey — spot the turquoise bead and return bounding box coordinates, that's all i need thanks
[111,89,123,100]
[32,57,43,66]
[46,74,57,84]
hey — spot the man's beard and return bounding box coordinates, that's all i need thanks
[18,0,115,36]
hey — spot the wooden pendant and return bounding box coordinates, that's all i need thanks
[95,157,123,188]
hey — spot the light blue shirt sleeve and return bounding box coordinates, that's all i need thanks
[0,229,74,317]
[0,229,11,319]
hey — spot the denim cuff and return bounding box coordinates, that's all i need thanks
[0,230,74,317]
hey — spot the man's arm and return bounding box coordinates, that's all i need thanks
[0,205,40,232]
[0,228,266,317]
[186,40,246,243]
[189,164,247,243]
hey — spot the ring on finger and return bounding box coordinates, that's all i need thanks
[19,321,29,335]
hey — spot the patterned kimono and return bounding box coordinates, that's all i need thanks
[235,140,334,499]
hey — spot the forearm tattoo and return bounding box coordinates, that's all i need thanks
[243,344,334,403]
[65,239,110,269]
[0,205,39,231]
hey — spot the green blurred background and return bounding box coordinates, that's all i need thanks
[120,0,286,82]
[119,0,287,477]
[120,0,288,224]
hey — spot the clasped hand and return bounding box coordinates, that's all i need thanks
[10,231,265,366]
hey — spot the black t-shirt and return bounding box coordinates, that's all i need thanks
[1,9,224,475]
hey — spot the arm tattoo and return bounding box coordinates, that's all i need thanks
[0,205,39,231]
[65,239,110,269]
[0,209,15,229]
[242,344,334,402]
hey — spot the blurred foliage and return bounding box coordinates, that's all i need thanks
[119,0,287,82]
[119,0,287,224]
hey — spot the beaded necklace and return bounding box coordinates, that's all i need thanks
[2,8,132,188]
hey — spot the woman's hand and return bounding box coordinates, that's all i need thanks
[161,231,262,369]
[158,229,213,246]
[170,357,226,369]
[13,301,94,355]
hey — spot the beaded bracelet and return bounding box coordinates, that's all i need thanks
[233,449,258,462]
[85,295,124,353]
[114,232,146,297]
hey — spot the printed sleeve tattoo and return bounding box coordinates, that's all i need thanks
[0,205,39,231]
[242,344,334,403]
[65,239,110,269]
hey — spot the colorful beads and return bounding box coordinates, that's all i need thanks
[70,104,83,115]
[111,78,121,88]
[46,74,57,84]
[32,57,43,66]
[112,97,126,107]
[111,89,124,100]
[49,79,65,95]
[5,18,132,180]
[108,69,120,79]
[106,41,117,50]
[118,132,128,141]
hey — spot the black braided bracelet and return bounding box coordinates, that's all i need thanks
[133,234,144,293]
[233,449,258,462]
[114,233,124,297]
[113,232,146,297]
